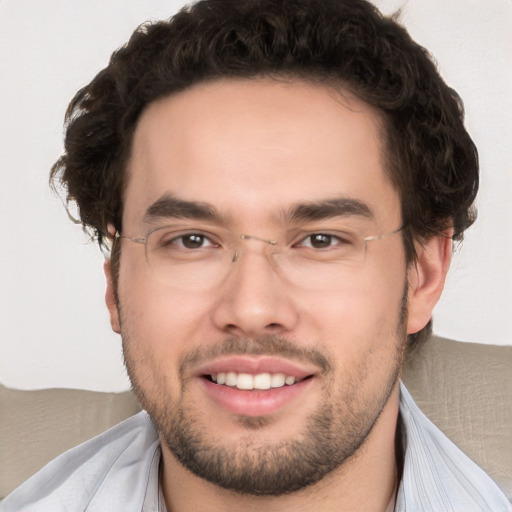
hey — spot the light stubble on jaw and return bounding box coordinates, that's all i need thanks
[120,285,408,496]
[159,354,400,496]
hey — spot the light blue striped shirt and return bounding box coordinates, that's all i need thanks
[2,383,511,511]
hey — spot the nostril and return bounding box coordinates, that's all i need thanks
[265,323,284,331]
[224,323,243,336]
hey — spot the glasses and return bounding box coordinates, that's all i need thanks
[115,223,404,290]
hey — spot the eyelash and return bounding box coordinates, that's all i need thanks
[164,233,219,249]
[295,233,352,249]
[161,231,352,251]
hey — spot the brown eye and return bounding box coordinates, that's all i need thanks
[308,234,332,248]
[179,234,208,249]
[295,232,353,251]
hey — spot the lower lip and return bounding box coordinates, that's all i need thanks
[199,377,314,417]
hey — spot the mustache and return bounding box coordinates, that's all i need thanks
[178,336,332,377]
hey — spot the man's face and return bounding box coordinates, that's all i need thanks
[108,78,411,495]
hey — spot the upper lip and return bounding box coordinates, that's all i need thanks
[194,356,318,379]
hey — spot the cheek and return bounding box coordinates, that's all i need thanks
[119,248,210,327]
[298,263,407,357]
[120,282,210,353]
[117,253,214,383]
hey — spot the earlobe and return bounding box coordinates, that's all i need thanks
[407,231,453,334]
[104,260,121,334]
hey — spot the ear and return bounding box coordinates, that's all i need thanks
[407,231,453,334]
[104,259,121,334]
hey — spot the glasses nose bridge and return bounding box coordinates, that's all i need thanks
[231,234,279,263]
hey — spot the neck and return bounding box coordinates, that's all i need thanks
[161,386,400,512]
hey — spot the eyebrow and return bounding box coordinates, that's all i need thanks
[143,194,374,226]
[282,197,374,223]
[143,194,227,224]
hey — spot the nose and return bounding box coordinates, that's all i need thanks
[210,237,299,337]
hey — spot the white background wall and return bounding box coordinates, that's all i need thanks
[1,0,510,392]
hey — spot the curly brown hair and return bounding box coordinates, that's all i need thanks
[50,0,478,349]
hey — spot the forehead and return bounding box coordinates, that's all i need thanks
[124,78,400,230]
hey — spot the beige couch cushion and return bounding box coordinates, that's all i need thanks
[0,385,141,498]
[402,336,512,500]
[1,335,511,499]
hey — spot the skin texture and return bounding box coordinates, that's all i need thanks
[105,78,452,512]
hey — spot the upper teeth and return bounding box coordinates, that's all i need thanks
[211,372,297,390]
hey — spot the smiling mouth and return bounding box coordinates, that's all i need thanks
[205,372,311,390]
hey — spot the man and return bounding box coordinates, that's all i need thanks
[2,0,510,510]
